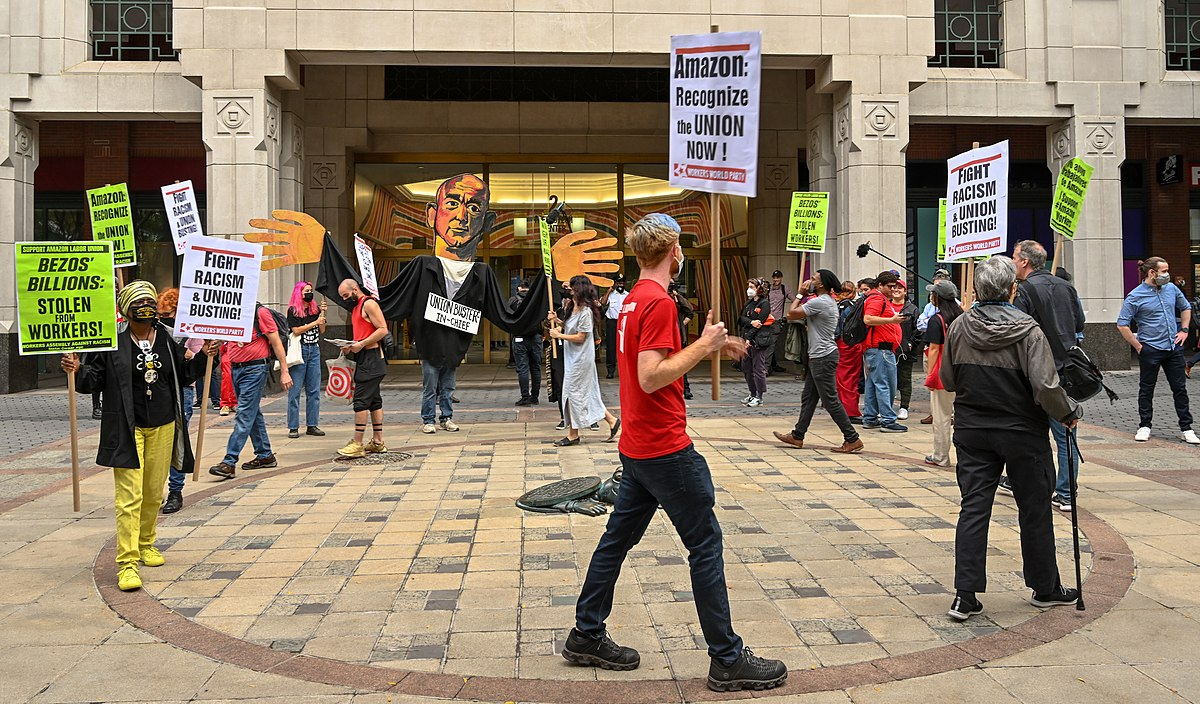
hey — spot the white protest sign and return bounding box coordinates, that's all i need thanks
[669,31,761,197]
[353,234,379,297]
[424,292,481,335]
[176,235,262,343]
[161,181,203,255]
[945,140,1009,261]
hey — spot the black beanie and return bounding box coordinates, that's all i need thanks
[817,269,841,293]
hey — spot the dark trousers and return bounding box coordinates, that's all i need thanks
[771,326,788,370]
[575,445,743,664]
[513,334,543,401]
[550,339,565,417]
[604,317,619,375]
[792,352,858,443]
[896,355,914,408]
[1137,346,1193,430]
[743,344,769,398]
[952,428,1059,595]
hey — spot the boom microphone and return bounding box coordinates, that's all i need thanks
[856,243,871,258]
[856,241,936,287]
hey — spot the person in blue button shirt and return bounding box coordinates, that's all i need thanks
[1117,256,1200,445]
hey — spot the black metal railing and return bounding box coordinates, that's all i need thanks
[91,0,177,61]
[928,0,1002,69]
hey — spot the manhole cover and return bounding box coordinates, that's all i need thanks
[334,451,414,465]
[517,476,601,508]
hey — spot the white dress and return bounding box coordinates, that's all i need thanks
[562,308,606,429]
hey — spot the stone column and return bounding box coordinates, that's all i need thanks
[0,112,38,392]
[805,89,837,277]
[1047,116,1129,368]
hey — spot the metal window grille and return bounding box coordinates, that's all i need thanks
[1166,0,1200,71]
[928,0,1002,69]
[91,0,177,61]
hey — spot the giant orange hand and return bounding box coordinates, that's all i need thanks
[551,229,622,287]
[245,210,326,271]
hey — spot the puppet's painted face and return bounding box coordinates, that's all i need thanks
[426,174,495,262]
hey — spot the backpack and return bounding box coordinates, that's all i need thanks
[254,304,291,354]
[1023,293,1118,404]
[838,295,869,347]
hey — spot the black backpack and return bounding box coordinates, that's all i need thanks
[254,304,291,353]
[838,295,870,347]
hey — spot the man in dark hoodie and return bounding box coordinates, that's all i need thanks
[940,256,1082,622]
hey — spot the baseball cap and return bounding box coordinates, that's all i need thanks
[926,279,959,300]
[772,269,783,278]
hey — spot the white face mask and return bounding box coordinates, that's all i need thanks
[746,287,757,298]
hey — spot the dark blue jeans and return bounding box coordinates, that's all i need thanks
[222,362,272,466]
[167,385,195,493]
[513,334,542,400]
[1138,345,1192,431]
[575,444,743,664]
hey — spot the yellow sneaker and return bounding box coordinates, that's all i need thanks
[140,546,165,567]
[365,439,388,454]
[118,563,142,591]
[337,440,366,458]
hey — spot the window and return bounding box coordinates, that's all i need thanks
[91,0,178,61]
[1166,0,1200,71]
[928,0,1002,69]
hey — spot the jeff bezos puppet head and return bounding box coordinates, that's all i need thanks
[426,173,496,262]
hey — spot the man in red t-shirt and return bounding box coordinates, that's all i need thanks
[861,270,908,432]
[562,214,787,693]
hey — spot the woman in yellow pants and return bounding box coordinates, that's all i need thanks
[63,281,215,591]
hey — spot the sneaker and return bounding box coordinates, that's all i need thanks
[561,628,640,671]
[897,407,909,420]
[160,490,183,514]
[1183,429,1200,445]
[747,397,763,407]
[862,421,881,429]
[1031,584,1080,608]
[208,462,235,480]
[440,419,460,432]
[831,438,864,454]
[140,546,165,567]
[555,420,567,431]
[117,564,142,591]
[996,476,1014,497]
[422,424,437,434]
[924,455,949,468]
[880,423,908,433]
[588,422,600,431]
[947,595,983,621]
[1051,494,1073,512]
[242,454,277,470]
[515,397,533,407]
[707,647,787,692]
[306,426,325,437]
[365,439,388,454]
[219,406,231,416]
[848,416,863,426]
[91,405,102,420]
[288,428,300,439]
[338,440,367,458]
[742,394,754,404]
[684,391,694,400]
[1135,426,1151,442]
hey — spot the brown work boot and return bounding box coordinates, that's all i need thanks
[920,414,933,424]
[773,431,803,449]
[831,438,864,454]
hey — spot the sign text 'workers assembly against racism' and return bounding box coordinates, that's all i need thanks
[161,180,204,255]
[668,31,761,198]
[14,242,118,355]
[86,183,137,267]
[944,141,1009,261]
[175,235,262,343]
[353,234,380,297]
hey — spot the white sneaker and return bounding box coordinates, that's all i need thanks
[440,419,460,432]
[742,395,753,404]
[747,397,764,407]
[421,423,437,434]
[897,408,909,420]
[1183,429,1200,445]
[1134,426,1151,442]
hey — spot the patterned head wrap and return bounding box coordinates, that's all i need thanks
[117,280,158,318]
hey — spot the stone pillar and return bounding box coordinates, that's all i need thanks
[1047,116,1129,369]
[0,112,38,393]
[805,89,837,278]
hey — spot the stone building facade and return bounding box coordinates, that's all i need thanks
[1,0,1197,390]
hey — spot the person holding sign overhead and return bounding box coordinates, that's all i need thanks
[61,281,217,591]
[336,279,390,457]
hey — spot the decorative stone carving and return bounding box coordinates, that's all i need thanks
[863,102,898,139]
[836,106,850,144]
[266,103,279,140]
[764,163,790,190]
[1083,122,1117,157]
[809,127,821,158]
[215,98,254,136]
[14,125,32,157]
[1052,127,1072,160]
[310,161,339,190]
[292,124,303,160]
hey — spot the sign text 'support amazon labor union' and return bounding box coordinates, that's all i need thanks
[668,31,761,198]
[15,241,118,355]
[424,292,481,335]
[175,235,262,343]
[944,140,1009,261]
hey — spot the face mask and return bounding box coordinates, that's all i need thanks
[616,285,624,292]
[746,287,757,298]
[674,247,685,271]
[1155,273,1170,286]
[131,303,158,322]
[302,292,314,302]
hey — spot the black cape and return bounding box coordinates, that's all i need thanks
[316,234,548,368]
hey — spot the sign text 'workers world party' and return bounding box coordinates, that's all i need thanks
[1050,157,1094,240]
[669,31,761,198]
[87,183,137,267]
[15,242,118,355]
[944,141,1009,261]
[175,235,262,343]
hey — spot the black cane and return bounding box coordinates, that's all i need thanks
[856,243,937,287]
[1067,427,1086,611]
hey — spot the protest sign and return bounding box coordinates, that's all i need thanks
[944,140,1009,261]
[539,218,553,277]
[1050,157,1094,240]
[668,31,761,197]
[15,242,118,355]
[786,192,829,252]
[425,292,481,335]
[353,234,380,297]
[175,235,262,343]
[87,183,136,267]
[937,198,948,262]
[161,181,203,255]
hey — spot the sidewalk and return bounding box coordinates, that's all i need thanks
[0,369,1198,702]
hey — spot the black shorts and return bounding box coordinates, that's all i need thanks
[353,347,385,412]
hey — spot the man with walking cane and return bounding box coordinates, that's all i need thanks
[939,257,1082,622]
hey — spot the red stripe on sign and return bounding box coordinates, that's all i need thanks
[675,44,751,54]
[164,187,189,195]
[950,153,1003,174]
[193,245,255,258]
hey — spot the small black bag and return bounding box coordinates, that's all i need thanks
[1058,344,1117,404]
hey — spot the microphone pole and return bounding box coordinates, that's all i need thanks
[856,242,937,287]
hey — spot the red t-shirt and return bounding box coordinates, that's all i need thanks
[863,291,901,347]
[225,306,277,363]
[616,279,691,459]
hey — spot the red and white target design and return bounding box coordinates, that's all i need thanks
[325,362,355,403]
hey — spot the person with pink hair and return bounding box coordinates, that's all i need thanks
[286,281,327,438]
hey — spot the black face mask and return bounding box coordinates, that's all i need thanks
[130,303,158,322]
[160,316,176,328]
[302,292,314,302]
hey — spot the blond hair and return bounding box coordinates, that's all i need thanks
[627,213,681,268]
